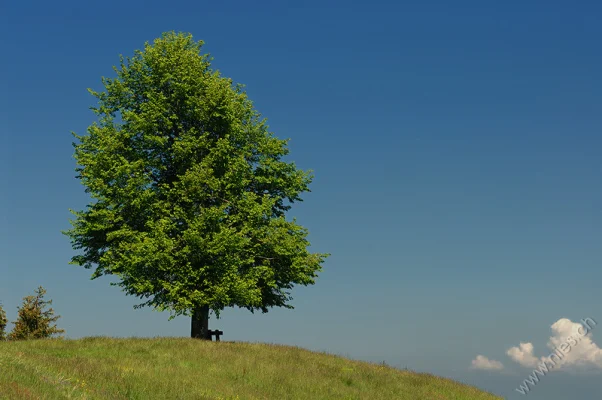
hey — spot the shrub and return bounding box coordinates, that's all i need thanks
[0,303,7,340]
[8,286,65,340]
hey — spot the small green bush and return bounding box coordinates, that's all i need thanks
[8,286,65,340]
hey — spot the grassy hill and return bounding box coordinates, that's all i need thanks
[0,337,501,399]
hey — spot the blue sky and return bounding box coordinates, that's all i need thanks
[1,1,601,398]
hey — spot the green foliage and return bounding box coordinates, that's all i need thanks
[64,31,328,320]
[0,303,7,340]
[8,286,65,340]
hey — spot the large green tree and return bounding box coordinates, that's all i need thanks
[64,32,328,339]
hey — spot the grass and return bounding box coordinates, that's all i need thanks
[0,337,502,399]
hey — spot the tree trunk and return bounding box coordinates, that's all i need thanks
[191,305,210,340]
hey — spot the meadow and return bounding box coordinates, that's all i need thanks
[0,337,501,399]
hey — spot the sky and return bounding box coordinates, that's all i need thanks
[1,1,601,398]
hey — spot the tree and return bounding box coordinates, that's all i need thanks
[0,303,7,340]
[64,31,328,339]
[8,286,65,340]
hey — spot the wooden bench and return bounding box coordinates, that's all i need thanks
[208,329,223,341]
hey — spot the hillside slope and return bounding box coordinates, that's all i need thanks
[0,337,501,399]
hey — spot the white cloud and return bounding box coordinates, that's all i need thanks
[507,342,540,368]
[471,355,504,371]
[507,318,602,371]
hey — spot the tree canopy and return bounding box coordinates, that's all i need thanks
[64,32,328,335]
